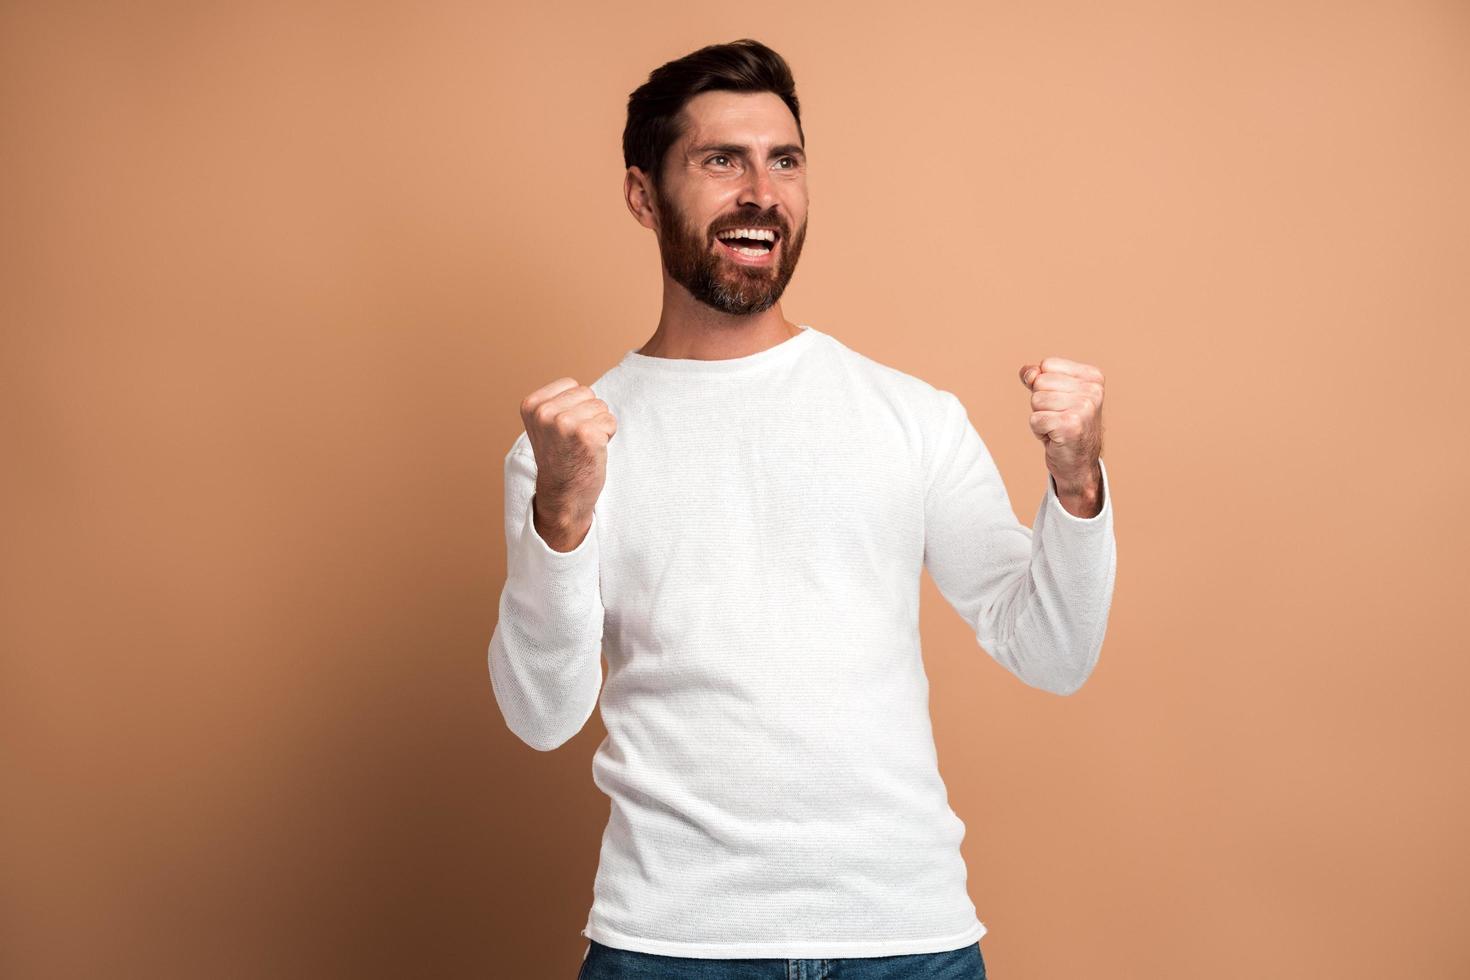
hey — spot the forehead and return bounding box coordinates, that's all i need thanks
[673,90,802,153]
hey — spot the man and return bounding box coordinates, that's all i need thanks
[488,39,1115,979]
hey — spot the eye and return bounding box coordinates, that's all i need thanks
[707,154,733,167]
[776,156,798,169]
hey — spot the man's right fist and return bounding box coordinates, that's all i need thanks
[519,378,617,552]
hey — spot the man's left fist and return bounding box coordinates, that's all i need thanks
[1019,356,1105,500]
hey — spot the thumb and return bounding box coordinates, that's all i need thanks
[1019,364,1040,388]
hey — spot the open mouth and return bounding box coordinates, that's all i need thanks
[714,227,781,260]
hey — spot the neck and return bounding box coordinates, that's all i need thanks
[636,275,797,360]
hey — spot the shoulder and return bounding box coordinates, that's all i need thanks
[816,327,955,418]
[811,329,968,487]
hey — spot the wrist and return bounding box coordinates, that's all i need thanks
[1051,461,1104,518]
[532,493,593,552]
[1052,460,1102,498]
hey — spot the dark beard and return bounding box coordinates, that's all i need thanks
[653,184,807,316]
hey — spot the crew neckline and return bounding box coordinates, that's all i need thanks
[619,324,819,375]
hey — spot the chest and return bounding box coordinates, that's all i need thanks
[594,388,926,623]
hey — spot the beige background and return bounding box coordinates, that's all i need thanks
[3,1,1468,977]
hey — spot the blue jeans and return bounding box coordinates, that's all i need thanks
[576,939,986,979]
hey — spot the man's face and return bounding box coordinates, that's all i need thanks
[648,90,809,316]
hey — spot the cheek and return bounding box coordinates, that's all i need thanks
[780,188,809,221]
[701,182,745,207]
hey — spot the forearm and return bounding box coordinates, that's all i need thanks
[982,459,1115,695]
[487,452,605,751]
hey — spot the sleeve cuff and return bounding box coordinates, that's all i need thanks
[1045,457,1112,525]
[524,493,599,559]
[509,490,601,606]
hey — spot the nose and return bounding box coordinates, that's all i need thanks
[736,164,778,211]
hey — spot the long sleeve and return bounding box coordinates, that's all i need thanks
[922,390,1117,696]
[487,444,606,750]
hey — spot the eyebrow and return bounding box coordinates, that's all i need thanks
[691,142,806,162]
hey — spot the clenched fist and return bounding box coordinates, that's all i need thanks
[1019,356,1105,515]
[519,378,617,552]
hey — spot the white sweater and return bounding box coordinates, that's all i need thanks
[488,324,1116,959]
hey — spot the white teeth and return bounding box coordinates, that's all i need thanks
[732,245,768,257]
[716,228,776,241]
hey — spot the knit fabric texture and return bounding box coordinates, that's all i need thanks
[488,323,1117,959]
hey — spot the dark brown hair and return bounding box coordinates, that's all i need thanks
[623,39,804,193]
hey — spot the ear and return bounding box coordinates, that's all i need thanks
[624,167,659,232]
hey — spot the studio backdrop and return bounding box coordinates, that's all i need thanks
[2,2,1467,978]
